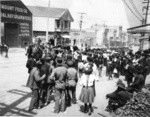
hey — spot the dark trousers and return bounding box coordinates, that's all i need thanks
[54,89,66,113]
[107,98,124,111]
[46,84,54,103]
[68,86,76,104]
[126,77,133,87]
[126,86,140,93]
[39,84,48,107]
[29,89,39,109]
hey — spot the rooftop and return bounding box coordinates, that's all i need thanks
[27,6,73,21]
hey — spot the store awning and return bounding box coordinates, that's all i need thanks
[127,24,150,34]
[61,34,71,38]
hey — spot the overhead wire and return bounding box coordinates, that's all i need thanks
[129,0,143,19]
[122,0,142,21]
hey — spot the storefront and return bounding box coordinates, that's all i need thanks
[1,0,32,47]
[139,35,150,50]
[127,24,150,50]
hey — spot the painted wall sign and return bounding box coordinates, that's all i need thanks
[1,1,32,23]
[19,23,30,37]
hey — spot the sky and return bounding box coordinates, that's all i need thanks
[21,0,142,31]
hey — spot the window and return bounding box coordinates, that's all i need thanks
[61,21,64,29]
[55,20,60,28]
[68,22,70,29]
[65,21,68,29]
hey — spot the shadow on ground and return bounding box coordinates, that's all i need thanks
[0,89,36,116]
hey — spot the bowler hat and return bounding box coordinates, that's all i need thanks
[35,61,42,68]
[36,61,42,65]
[134,65,143,74]
[55,57,63,66]
[45,57,51,60]
[67,60,74,67]
[117,79,125,89]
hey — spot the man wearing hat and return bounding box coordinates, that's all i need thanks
[124,61,134,87]
[45,56,55,105]
[66,60,78,104]
[126,66,144,93]
[49,57,68,113]
[105,79,130,112]
[38,58,51,108]
[26,61,46,111]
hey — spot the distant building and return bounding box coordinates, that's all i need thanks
[70,29,95,50]
[27,6,74,45]
[91,24,126,48]
[125,0,150,50]
[127,24,150,50]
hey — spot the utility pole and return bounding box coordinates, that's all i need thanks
[78,13,86,50]
[79,13,86,31]
[46,0,50,43]
[0,0,1,44]
[145,0,150,24]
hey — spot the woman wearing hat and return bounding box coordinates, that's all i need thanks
[105,79,130,112]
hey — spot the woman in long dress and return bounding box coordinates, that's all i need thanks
[79,57,99,115]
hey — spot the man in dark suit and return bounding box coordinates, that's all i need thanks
[39,58,51,108]
[26,61,46,111]
[124,62,134,87]
[126,66,144,93]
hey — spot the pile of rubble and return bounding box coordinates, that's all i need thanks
[115,85,150,117]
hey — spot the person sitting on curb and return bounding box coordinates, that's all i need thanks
[105,79,131,112]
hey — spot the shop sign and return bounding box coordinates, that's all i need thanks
[1,12,31,21]
[19,23,30,37]
[1,1,32,23]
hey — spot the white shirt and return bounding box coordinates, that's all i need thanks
[79,63,99,86]
[79,74,99,86]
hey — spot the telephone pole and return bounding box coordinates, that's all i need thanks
[145,0,150,24]
[0,0,1,44]
[143,0,150,24]
[78,13,86,50]
[79,13,86,31]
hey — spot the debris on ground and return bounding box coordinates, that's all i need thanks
[115,86,150,117]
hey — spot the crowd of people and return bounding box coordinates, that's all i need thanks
[25,40,150,115]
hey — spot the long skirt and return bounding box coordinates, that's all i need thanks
[79,86,95,103]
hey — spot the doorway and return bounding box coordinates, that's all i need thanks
[5,23,19,47]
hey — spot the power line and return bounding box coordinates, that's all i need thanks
[129,0,143,19]
[122,0,142,21]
